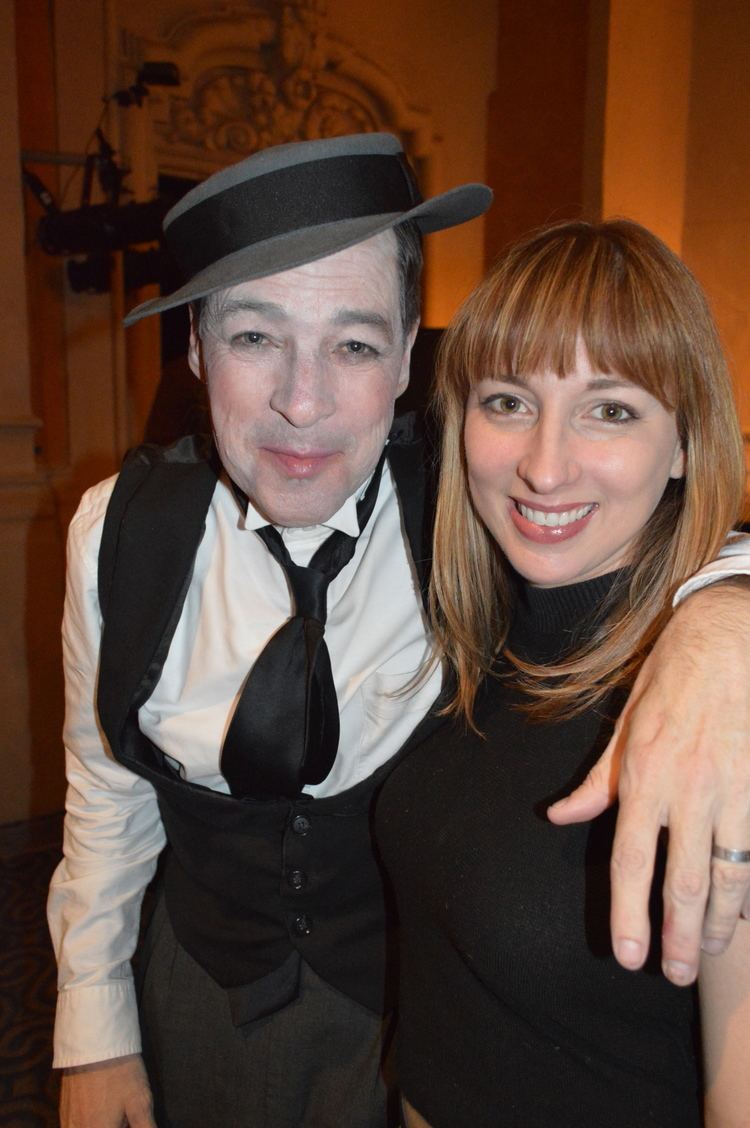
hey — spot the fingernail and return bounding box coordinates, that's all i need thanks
[615,939,642,968]
[663,960,693,985]
[701,938,726,956]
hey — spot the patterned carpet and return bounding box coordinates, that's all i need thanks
[0,814,62,1127]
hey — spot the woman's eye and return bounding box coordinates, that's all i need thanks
[591,402,635,423]
[483,393,525,415]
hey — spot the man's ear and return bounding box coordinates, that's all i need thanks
[187,308,203,380]
[396,321,420,397]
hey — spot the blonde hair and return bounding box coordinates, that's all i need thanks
[430,219,745,723]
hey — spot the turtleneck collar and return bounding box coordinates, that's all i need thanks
[506,570,629,664]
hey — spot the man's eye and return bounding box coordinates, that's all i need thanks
[591,402,635,423]
[341,340,375,355]
[231,331,266,347]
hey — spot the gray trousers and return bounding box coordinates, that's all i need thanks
[137,895,397,1128]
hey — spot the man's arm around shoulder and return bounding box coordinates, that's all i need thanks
[549,543,750,985]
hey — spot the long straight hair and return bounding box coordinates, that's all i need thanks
[430,219,745,723]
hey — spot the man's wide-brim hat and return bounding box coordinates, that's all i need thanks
[124,132,492,325]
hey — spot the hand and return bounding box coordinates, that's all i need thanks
[548,580,750,985]
[60,1054,156,1128]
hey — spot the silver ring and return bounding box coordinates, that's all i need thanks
[712,845,750,864]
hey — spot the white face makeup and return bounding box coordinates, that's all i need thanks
[463,343,685,588]
[189,230,415,527]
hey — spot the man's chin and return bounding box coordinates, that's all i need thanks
[252,484,349,529]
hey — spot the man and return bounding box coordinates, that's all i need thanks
[49,133,750,1128]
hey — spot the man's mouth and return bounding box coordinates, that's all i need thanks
[516,502,596,528]
[263,447,338,478]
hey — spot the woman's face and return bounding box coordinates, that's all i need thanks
[463,343,685,588]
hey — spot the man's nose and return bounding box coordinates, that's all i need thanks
[516,418,581,494]
[269,352,336,427]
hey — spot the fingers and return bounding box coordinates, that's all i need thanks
[612,805,750,985]
[659,813,713,985]
[701,848,750,956]
[701,784,750,952]
[566,708,664,973]
[610,748,717,985]
[547,733,620,825]
[609,811,711,986]
[608,787,660,973]
[550,713,663,970]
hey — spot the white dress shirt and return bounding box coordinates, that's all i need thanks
[49,461,440,1067]
[48,459,750,1068]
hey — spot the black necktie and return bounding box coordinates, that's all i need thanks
[220,449,387,799]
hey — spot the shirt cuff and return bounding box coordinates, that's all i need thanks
[673,534,750,605]
[53,981,142,1068]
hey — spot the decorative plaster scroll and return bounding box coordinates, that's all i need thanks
[120,1,433,184]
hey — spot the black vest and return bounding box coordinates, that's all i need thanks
[96,417,441,1021]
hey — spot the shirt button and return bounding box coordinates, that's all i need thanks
[291,814,311,835]
[288,868,307,891]
[293,914,313,937]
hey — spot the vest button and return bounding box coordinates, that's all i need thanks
[288,868,307,891]
[293,913,313,937]
[291,814,311,835]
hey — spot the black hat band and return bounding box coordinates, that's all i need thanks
[165,152,422,281]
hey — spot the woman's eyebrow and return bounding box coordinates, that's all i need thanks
[483,374,634,392]
[585,376,633,392]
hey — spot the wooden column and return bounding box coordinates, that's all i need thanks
[484,0,604,265]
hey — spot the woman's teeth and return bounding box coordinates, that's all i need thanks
[517,502,595,528]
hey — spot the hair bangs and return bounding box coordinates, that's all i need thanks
[461,224,690,412]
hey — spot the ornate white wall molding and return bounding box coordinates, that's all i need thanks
[119,1,433,183]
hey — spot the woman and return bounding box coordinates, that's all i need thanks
[375,219,750,1127]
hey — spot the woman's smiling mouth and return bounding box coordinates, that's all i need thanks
[510,500,598,542]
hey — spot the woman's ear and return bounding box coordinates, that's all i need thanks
[670,440,686,480]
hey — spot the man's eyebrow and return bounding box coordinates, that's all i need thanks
[213,300,395,341]
[331,309,394,340]
[215,298,287,320]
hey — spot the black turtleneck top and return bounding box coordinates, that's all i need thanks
[375,574,701,1127]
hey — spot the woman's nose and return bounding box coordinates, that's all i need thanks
[516,420,581,494]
